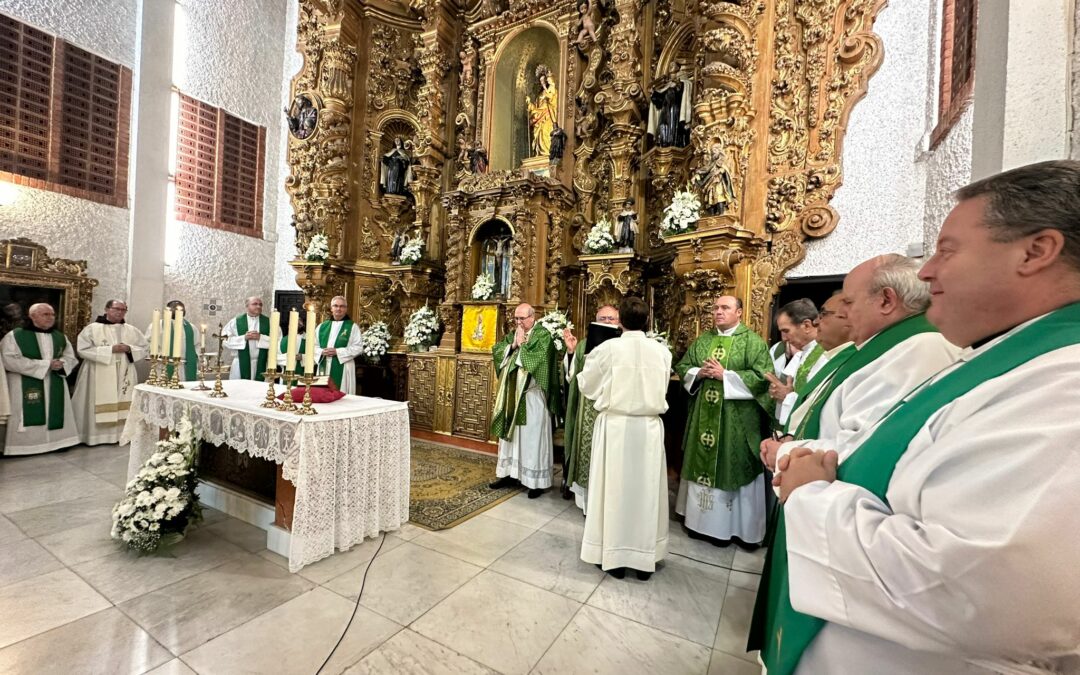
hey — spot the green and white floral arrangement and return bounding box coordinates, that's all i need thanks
[398,236,425,265]
[471,272,496,300]
[404,305,440,350]
[538,309,574,352]
[360,321,392,363]
[583,217,616,254]
[660,186,701,239]
[646,330,671,351]
[304,233,330,262]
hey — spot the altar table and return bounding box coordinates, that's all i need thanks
[121,381,410,572]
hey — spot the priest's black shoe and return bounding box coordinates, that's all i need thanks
[527,488,544,499]
[489,476,517,490]
[608,567,627,579]
[635,570,653,581]
[733,537,761,552]
[560,483,573,500]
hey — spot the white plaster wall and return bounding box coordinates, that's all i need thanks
[275,0,302,293]
[789,0,933,278]
[0,0,139,310]
[921,107,972,251]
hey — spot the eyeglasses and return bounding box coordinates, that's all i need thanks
[513,316,530,322]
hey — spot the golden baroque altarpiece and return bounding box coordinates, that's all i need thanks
[285,0,887,440]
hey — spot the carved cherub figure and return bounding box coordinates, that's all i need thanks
[575,0,598,47]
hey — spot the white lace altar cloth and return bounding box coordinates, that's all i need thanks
[121,381,410,572]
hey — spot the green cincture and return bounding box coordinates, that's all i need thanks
[317,319,354,390]
[164,321,197,381]
[13,328,67,430]
[235,314,270,380]
[749,302,1080,675]
[489,328,562,441]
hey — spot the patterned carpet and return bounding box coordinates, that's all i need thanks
[409,440,521,530]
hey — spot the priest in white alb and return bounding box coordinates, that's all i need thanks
[577,297,671,581]
[1,303,78,455]
[73,299,147,446]
[765,299,823,427]
[222,297,271,380]
[751,160,1080,675]
[312,296,363,394]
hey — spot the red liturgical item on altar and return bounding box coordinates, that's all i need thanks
[278,384,346,404]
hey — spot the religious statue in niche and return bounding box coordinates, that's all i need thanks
[527,65,559,158]
[481,234,513,298]
[615,200,639,251]
[696,143,737,216]
[574,0,598,49]
[648,63,693,148]
[470,141,489,174]
[284,94,318,140]
[459,44,477,89]
[456,136,471,171]
[380,137,413,196]
[390,229,405,262]
[549,124,567,162]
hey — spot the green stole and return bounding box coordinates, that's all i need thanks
[165,321,197,381]
[490,327,561,441]
[792,343,824,391]
[791,314,937,440]
[235,314,270,380]
[782,344,857,435]
[563,341,597,490]
[13,328,67,430]
[751,301,1080,674]
[317,319,354,390]
[674,325,773,491]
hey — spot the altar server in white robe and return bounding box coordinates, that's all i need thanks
[312,296,363,394]
[1,303,78,454]
[762,255,963,473]
[757,160,1080,675]
[577,297,671,580]
[222,297,272,381]
[73,299,147,446]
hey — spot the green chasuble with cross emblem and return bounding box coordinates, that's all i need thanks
[489,327,563,441]
[674,324,773,491]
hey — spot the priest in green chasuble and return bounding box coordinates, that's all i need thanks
[674,295,773,547]
[561,305,620,511]
[766,299,824,427]
[489,303,562,498]
[1,303,78,455]
[313,296,363,394]
[223,297,271,380]
[147,300,198,381]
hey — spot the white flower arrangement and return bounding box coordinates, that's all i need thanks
[112,417,201,553]
[359,321,392,362]
[471,273,496,300]
[538,309,574,352]
[398,236,424,265]
[404,305,440,350]
[583,217,616,254]
[646,330,671,351]
[660,186,702,239]
[305,233,330,262]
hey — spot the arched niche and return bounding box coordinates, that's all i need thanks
[489,26,561,171]
[469,218,514,299]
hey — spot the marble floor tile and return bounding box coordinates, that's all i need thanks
[587,556,729,647]
[59,443,130,467]
[412,570,580,675]
[5,492,120,538]
[180,587,399,675]
[204,517,268,553]
[72,529,247,604]
[733,547,766,574]
[709,648,761,675]
[0,539,63,589]
[0,472,120,513]
[0,461,99,491]
[325,541,481,626]
[489,530,604,603]
[532,605,712,675]
[713,585,758,663]
[481,496,561,530]
[393,522,426,541]
[37,521,120,567]
[538,505,587,542]
[667,524,738,570]
[85,457,134,488]
[295,533,405,585]
[345,628,496,675]
[412,515,533,568]
[0,568,111,649]
[119,554,314,655]
[0,515,26,546]
[0,607,172,674]
[0,453,72,478]
[729,569,761,593]
[198,507,229,526]
[144,658,198,675]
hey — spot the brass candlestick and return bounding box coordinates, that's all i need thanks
[260,368,280,408]
[191,349,211,391]
[279,370,298,411]
[167,356,183,389]
[294,373,317,416]
[146,354,161,386]
[208,324,228,398]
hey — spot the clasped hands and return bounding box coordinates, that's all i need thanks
[772,447,838,503]
[698,358,725,380]
[244,330,261,341]
[512,326,526,348]
[764,372,794,402]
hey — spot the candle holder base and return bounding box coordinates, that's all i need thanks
[278,371,298,411]
[259,370,279,408]
[146,356,161,386]
[295,379,318,416]
[166,358,184,390]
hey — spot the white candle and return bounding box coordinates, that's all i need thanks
[200,324,206,351]
[267,309,280,370]
[303,306,316,373]
[161,308,173,359]
[172,308,184,358]
[285,309,299,372]
[149,309,161,356]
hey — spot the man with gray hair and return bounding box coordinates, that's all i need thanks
[762,254,962,472]
[311,296,363,394]
[222,296,271,381]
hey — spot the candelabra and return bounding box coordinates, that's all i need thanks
[278,371,298,411]
[260,368,280,408]
[294,373,318,416]
[208,324,228,398]
[146,354,162,386]
[191,350,211,391]
[166,356,183,389]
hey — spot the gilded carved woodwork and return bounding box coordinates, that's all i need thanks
[452,355,494,440]
[0,238,98,341]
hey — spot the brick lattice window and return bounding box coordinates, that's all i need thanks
[175,93,266,236]
[0,13,130,206]
[932,0,977,147]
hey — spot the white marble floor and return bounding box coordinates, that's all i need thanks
[0,443,764,675]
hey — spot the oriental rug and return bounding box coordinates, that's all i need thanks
[409,440,521,530]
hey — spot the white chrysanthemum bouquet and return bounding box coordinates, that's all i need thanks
[646,330,672,351]
[360,321,392,362]
[112,417,202,553]
[304,233,330,262]
[583,217,616,254]
[398,235,425,265]
[404,306,440,350]
[660,186,701,239]
[471,273,495,300]
[538,309,574,352]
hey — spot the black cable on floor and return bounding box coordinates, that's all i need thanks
[669,551,764,576]
[315,533,387,675]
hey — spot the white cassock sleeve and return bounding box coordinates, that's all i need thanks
[682,367,753,399]
[335,324,363,364]
[125,325,148,362]
[575,344,608,401]
[783,353,1080,660]
[222,317,246,351]
[76,325,114,365]
[60,337,78,374]
[1,332,50,380]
